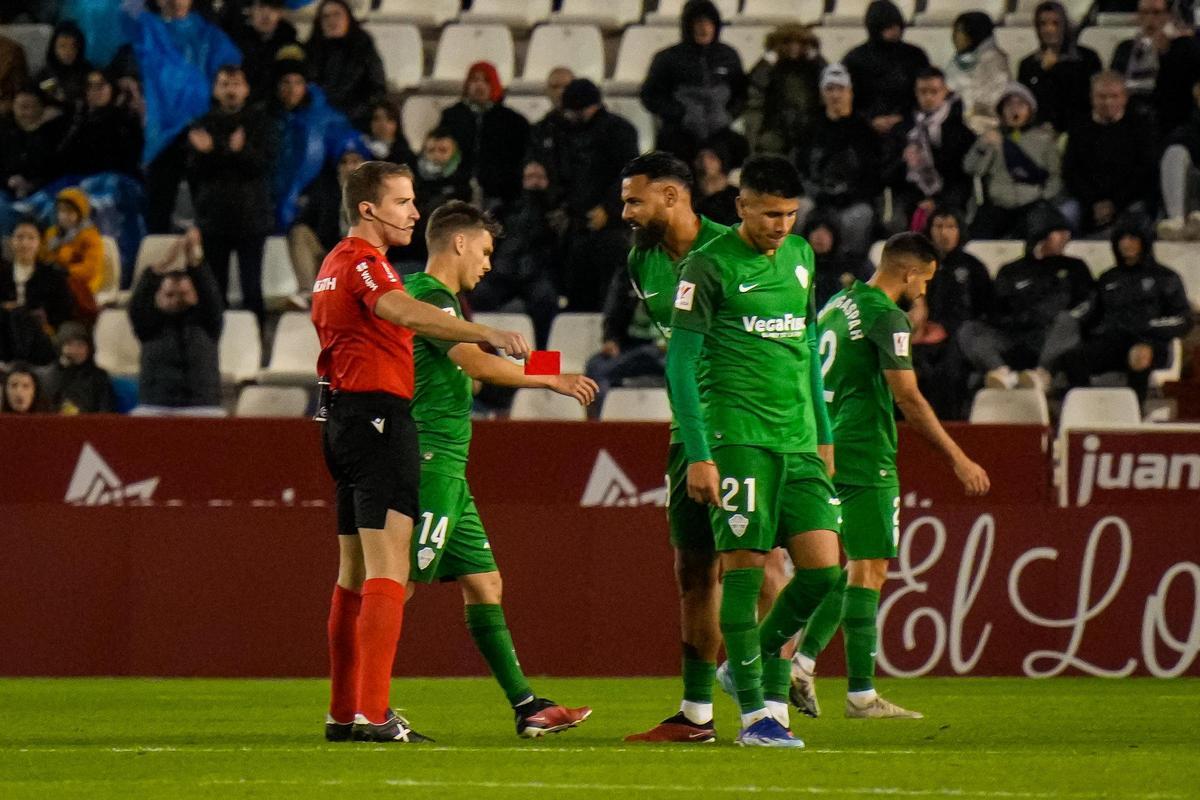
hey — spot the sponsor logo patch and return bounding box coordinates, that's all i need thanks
[893,331,911,357]
[674,281,696,311]
[727,513,750,537]
[416,546,436,570]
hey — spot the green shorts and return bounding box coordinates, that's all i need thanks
[409,468,498,583]
[667,442,716,552]
[709,446,841,553]
[836,483,901,561]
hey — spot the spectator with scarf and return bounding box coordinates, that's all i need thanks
[944,11,1012,135]
[365,99,415,168]
[437,61,530,212]
[36,21,92,111]
[842,0,930,135]
[964,82,1062,239]
[1113,0,1200,135]
[1017,1,1102,133]
[303,0,385,128]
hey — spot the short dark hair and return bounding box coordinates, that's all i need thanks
[342,160,414,224]
[425,127,458,146]
[11,216,41,235]
[372,99,401,126]
[738,154,802,199]
[620,151,694,186]
[916,66,946,82]
[426,201,502,251]
[880,231,939,271]
[216,63,244,79]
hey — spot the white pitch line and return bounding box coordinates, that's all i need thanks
[12,746,920,755]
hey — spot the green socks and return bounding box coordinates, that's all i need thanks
[682,657,716,704]
[843,586,882,693]
[465,603,533,706]
[759,566,841,702]
[720,568,765,714]
[798,569,848,662]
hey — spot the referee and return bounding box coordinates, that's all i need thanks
[313,161,530,744]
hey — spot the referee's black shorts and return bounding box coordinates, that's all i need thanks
[321,391,419,535]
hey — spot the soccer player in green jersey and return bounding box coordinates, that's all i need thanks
[787,232,990,720]
[666,155,843,748]
[403,202,597,737]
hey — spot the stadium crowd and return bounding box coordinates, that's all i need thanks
[0,0,1197,418]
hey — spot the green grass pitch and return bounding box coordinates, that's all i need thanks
[2,677,1198,799]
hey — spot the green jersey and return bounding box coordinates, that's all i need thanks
[628,216,728,444]
[671,227,824,455]
[817,280,913,486]
[405,272,472,476]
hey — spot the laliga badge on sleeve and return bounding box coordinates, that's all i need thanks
[524,350,561,376]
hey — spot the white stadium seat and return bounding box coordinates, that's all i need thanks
[555,0,643,30]
[546,312,605,373]
[915,0,1005,25]
[258,311,320,385]
[825,0,916,25]
[1064,240,1115,278]
[1059,387,1142,432]
[473,313,537,362]
[600,387,673,422]
[1079,26,1136,67]
[969,388,1050,425]
[814,25,868,63]
[902,26,954,70]
[720,25,771,71]
[646,0,740,26]
[2,24,52,74]
[607,96,658,153]
[93,309,141,378]
[516,24,606,91]
[607,25,680,93]
[993,26,1039,63]
[461,0,552,28]
[428,24,516,88]
[737,0,825,26]
[510,388,587,420]
[1153,243,1200,309]
[506,94,552,124]
[97,236,121,306]
[401,94,458,152]
[235,385,310,417]
[226,236,299,305]
[370,0,459,26]
[964,240,1025,277]
[133,234,187,287]
[218,310,263,385]
[372,23,424,90]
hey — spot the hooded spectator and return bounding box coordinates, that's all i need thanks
[1158,78,1200,240]
[1113,0,1200,135]
[0,86,64,201]
[693,140,740,226]
[365,99,415,168]
[842,0,930,135]
[944,11,1011,134]
[1058,218,1193,401]
[801,63,881,257]
[1063,70,1157,236]
[304,0,386,127]
[804,211,873,311]
[0,218,74,334]
[913,207,993,418]
[884,66,975,230]
[401,128,474,267]
[527,66,575,189]
[1017,1,1103,132]
[639,0,748,163]
[231,0,298,103]
[744,23,825,157]
[957,204,1093,393]
[56,67,144,177]
[1,362,48,413]
[0,33,29,116]
[41,187,104,321]
[437,61,531,212]
[41,321,115,414]
[36,21,92,111]
[964,82,1063,238]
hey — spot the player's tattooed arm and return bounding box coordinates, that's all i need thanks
[448,344,598,406]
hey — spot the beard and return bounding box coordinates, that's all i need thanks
[632,218,667,249]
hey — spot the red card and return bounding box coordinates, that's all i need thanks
[524,350,561,375]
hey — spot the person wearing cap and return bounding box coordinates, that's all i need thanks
[231,0,298,103]
[744,23,826,158]
[41,321,115,414]
[639,0,748,164]
[842,0,930,135]
[437,61,531,213]
[802,63,882,258]
[41,187,104,299]
[964,82,1063,239]
[956,204,1093,393]
[555,78,640,311]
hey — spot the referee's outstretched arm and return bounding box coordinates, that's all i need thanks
[374,290,531,360]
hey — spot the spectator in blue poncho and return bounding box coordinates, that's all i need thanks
[123,0,241,233]
[267,50,366,234]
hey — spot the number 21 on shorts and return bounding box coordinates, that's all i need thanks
[720,477,757,512]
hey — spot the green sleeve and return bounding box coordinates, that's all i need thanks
[669,252,723,335]
[413,288,460,355]
[807,291,834,446]
[867,308,914,370]
[665,327,711,463]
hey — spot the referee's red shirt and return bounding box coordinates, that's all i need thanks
[311,237,414,398]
